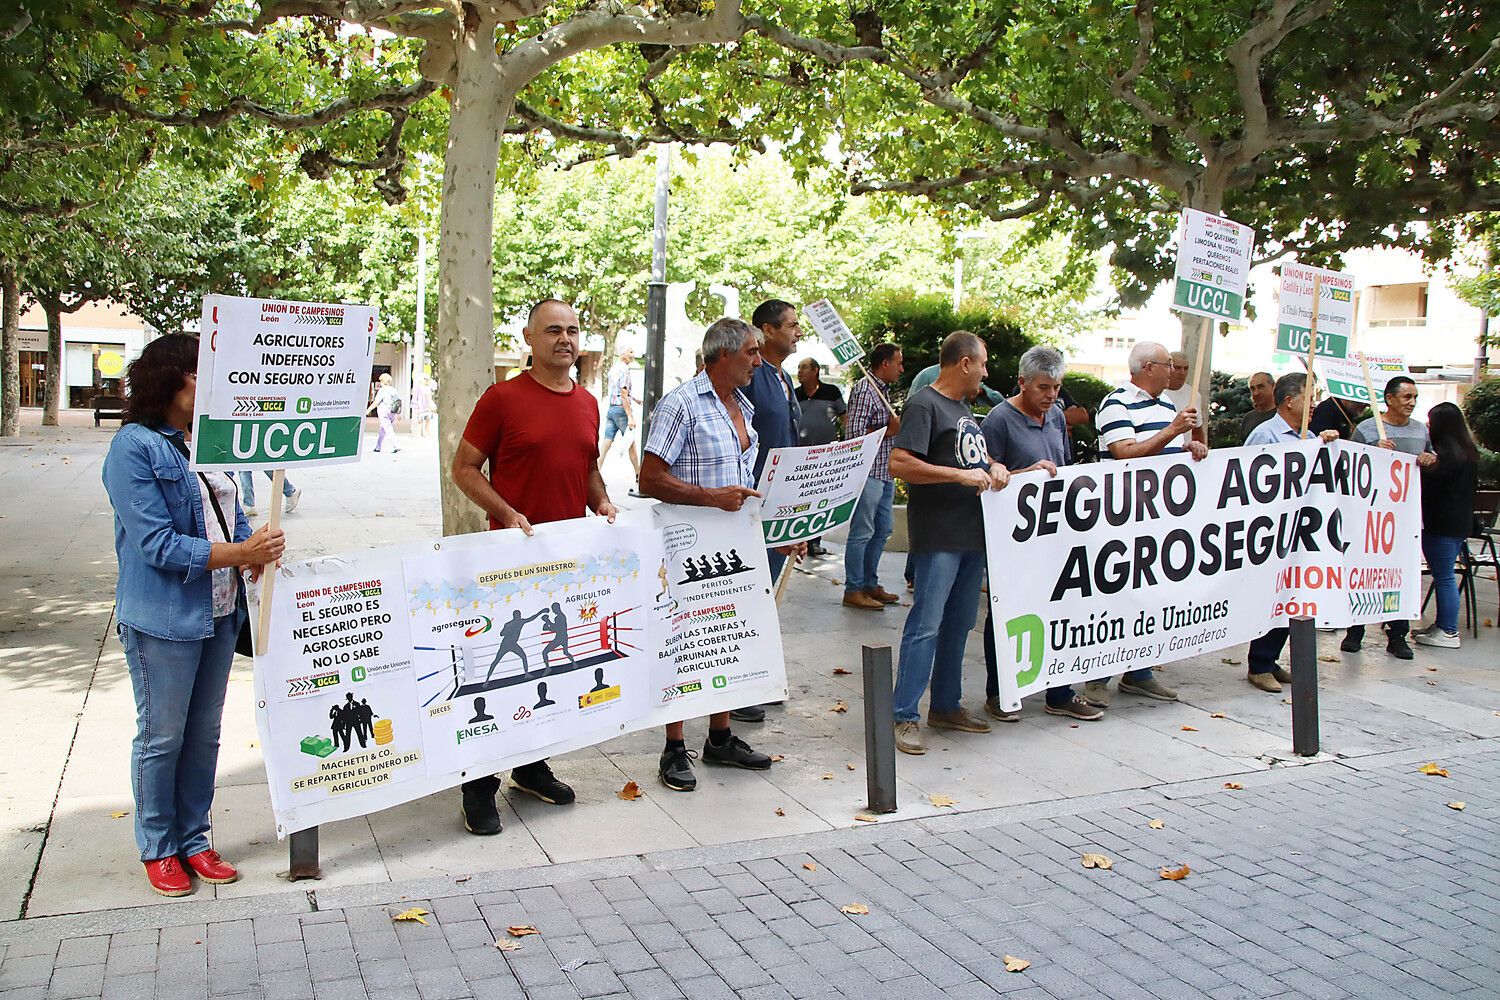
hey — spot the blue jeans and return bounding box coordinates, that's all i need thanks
[120,613,239,861]
[1423,532,1465,634]
[844,478,894,594]
[237,471,296,508]
[983,613,1073,706]
[894,550,985,722]
[603,405,630,440]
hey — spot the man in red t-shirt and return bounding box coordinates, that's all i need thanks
[450,298,619,836]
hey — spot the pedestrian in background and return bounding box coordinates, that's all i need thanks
[102,334,284,898]
[1415,401,1479,649]
[794,357,845,557]
[367,372,402,453]
[841,343,903,610]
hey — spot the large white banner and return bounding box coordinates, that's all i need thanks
[756,431,884,545]
[193,294,377,471]
[982,441,1421,712]
[253,506,787,836]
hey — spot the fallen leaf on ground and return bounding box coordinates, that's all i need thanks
[833,668,852,676]
[846,763,857,771]
[618,781,643,801]
[803,863,818,871]
[1447,801,1467,811]
[109,811,129,819]
[1149,819,1165,830]
[929,794,957,808]
[1220,657,1241,665]
[1426,666,1438,672]
[839,903,869,915]
[832,700,848,713]
[1282,698,1293,704]
[770,754,785,762]
[1426,680,1438,686]
[775,808,786,817]
[1223,782,1244,790]
[854,813,878,823]
[1003,955,1031,973]
[822,773,835,781]
[1159,865,1192,881]
[507,925,539,937]
[1181,726,1198,732]
[1081,853,1113,870]
[392,908,429,925]
[1318,654,1340,662]
[1418,763,1450,777]
[493,938,521,951]
[1485,618,1494,628]
[1210,713,1227,719]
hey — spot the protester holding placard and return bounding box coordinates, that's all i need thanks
[841,343,903,611]
[1415,402,1480,649]
[979,347,1102,722]
[1162,351,1206,448]
[450,299,619,833]
[1243,374,1342,691]
[1342,377,1436,660]
[641,317,779,790]
[1308,395,1364,441]
[1239,372,1277,440]
[888,332,1011,755]
[102,333,285,897]
[1083,342,1206,706]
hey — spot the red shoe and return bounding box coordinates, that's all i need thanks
[144,857,192,897]
[183,849,240,885]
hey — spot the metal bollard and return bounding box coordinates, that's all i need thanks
[861,644,898,813]
[1288,616,1319,756]
[286,826,322,882]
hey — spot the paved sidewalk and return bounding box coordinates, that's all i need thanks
[1,740,1496,999]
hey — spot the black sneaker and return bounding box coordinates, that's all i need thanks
[461,781,502,835]
[509,759,575,805]
[729,705,766,723]
[702,734,773,770]
[659,746,698,791]
[1387,635,1414,660]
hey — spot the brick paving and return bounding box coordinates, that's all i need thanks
[2,743,1496,999]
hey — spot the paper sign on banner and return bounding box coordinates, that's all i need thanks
[252,508,788,836]
[1276,264,1355,359]
[1317,353,1411,404]
[982,441,1420,713]
[756,431,884,545]
[193,294,377,471]
[1171,209,1255,323]
[803,299,864,366]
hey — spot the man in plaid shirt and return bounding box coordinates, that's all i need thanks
[640,317,781,792]
[841,343,904,610]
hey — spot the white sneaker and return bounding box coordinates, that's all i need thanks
[285,488,302,514]
[1414,629,1460,649]
[244,505,258,517]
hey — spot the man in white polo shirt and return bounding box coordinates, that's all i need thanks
[1085,341,1207,706]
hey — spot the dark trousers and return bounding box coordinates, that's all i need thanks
[1346,621,1409,644]
[1247,628,1287,675]
[983,613,1074,706]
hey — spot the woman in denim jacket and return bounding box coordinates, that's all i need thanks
[101,334,284,897]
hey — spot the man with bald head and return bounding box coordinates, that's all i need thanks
[1241,371,1277,440]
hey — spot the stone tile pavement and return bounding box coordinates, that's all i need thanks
[2,740,1496,999]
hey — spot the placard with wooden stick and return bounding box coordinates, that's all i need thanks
[256,470,286,654]
[1357,350,1389,443]
[1299,274,1324,438]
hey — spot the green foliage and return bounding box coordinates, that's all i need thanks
[850,289,1031,394]
[1209,371,1251,450]
[1478,448,1500,490]
[1463,377,1500,453]
[1060,372,1113,412]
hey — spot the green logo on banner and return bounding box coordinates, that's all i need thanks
[194,415,362,465]
[762,497,859,544]
[1006,614,1045,687]
[296,397,312,414]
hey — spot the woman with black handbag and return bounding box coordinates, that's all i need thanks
[101,334,284,897]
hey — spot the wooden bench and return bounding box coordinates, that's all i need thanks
[92,396,127,426]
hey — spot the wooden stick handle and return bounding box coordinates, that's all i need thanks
[773,553,795,604]
[255,469,285,656]
[1358,350,1388,442]
[855,360,897,418]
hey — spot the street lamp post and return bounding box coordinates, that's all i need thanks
[642,145,671,445]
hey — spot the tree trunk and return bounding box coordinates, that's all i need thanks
[434,14,508,536]
[1,260,18,437]
[42,295,61,427]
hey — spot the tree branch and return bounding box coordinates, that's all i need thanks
[80,78,437,132]
[1,7,31,42]
[1225,0,1333,161]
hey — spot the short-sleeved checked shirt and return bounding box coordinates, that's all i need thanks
[845,376,895,482]
[645,370,759,489]
[1096,382,1183,457]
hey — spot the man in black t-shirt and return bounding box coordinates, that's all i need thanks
[888,331,1010,756]
[1307,395,1365,440]
[794,359,847,557]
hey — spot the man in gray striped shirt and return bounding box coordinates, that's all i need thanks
[1084,341,1208,706]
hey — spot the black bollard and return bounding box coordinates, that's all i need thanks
[287,826,322,882]
[862,644,898,813]
[1289,616,1319,756]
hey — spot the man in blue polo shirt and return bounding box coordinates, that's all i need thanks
[979,346,1103,722]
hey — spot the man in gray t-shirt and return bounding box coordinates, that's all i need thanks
[1344,376,1437,661]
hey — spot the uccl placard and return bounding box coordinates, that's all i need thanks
[982,442,1420,712]
[756,431,884,544]
[1317,353,1411,404]
[803,299,863,366]
[1171,209,1255,322]
[193,294,377,471]
[1276,264,1354,359]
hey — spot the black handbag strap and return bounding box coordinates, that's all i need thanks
[165,431,235,543]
